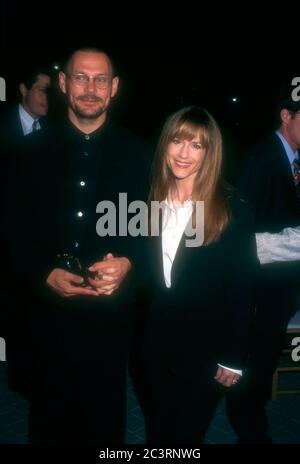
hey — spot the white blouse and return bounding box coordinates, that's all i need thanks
[162,198,193,288]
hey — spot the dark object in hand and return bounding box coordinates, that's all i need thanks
[56,253,97,287]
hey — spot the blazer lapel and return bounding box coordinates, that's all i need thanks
[275,134,298,191]
[149,207,167,289]
[169,215,196,287]
[150,204,198,289]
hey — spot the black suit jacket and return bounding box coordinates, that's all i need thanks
[0,106,24,338]
[238,132,300,333]
[0,105,48,153]
[140,195,258,379]
[238,132,300,231]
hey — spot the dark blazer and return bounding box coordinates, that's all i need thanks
[238,132,300,232]
[238,132,300,333]
[0,106,23,144]
[0,105,48,153]
[140,195,258,379]
[0,106,24,338]
[0,107,46,339]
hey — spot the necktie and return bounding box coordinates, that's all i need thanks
[292,158,300,203]
[32,119,39,132]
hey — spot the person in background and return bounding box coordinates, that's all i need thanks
[226,81,300,443]
[0,66,51,348]
[0,66,51,151]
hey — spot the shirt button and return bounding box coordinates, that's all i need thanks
[84,135,90,140]
[79,180,86,187]
[76,211,84,218]
[74,242,80,248]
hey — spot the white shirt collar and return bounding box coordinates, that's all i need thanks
[164,197,193,212]
[19,104,40,136]
[276,130,299,165]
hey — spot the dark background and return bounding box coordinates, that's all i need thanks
[1,1,299,183]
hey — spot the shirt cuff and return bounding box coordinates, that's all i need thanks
[218,363,242,376]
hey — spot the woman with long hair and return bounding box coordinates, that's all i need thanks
[134,106,257,443]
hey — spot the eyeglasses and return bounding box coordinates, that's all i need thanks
[66,73,112,89]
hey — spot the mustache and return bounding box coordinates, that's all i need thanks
[77,94,102,102]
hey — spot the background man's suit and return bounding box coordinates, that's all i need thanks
[0,105,48,340]
[226,132,300,443]
[0,105,48,151]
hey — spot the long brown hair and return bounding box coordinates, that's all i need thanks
[149,106,232,244]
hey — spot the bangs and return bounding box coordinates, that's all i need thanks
[171,121,210,149]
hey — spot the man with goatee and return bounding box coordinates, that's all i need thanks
[5,47,150,444]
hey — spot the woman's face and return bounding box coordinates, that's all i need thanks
[166,133,207,185]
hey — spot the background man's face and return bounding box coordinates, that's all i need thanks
[287,112,300,148]
[281,109,300,149]
[22,73,50,117]
[60,51,119,120]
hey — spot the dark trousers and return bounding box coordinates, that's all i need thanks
[134,355,222,444]
[28,362,127,444]
[225,332,285,444]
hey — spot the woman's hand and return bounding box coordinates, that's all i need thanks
[214,366,241,388]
